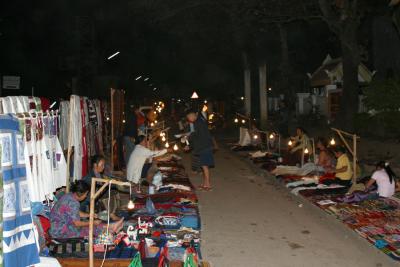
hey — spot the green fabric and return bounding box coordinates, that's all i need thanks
[128,252,142,267]
[184,252,198,267]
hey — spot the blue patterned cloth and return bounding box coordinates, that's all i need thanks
[0,114,40,267]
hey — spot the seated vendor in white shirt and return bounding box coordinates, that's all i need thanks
[127,135,169,188]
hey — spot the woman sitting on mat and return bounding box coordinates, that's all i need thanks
[338,161,397,203]
[365,161,396,198]
[81,155,121,221]
[316,137,334,172]
[322,146,352,187]
[50,180,124,239]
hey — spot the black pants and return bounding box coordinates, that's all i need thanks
[322,178,352,187]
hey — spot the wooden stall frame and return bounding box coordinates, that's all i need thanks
[89,178,132,267]
[66,95,75,193]
[331,127,360,189]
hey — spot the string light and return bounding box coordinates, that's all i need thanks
[161,136,166,142]
[154,120,158,124]
[173,144,179,151]
[304,148,309,154]
[150,122,154,127]
[234,118,239,123]
[165,142,170,148]
[330,138,336,146]
[241,119,246,124]
[253,134,258,140]
[240,96,245,100]
[288,140,293,146]
[269,133,275,139]
[122,119,126,123]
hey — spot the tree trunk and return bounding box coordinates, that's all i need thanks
[259,63,268,128]
[337,25,360,131]
[243,52,252,116]
[278,24,295,115]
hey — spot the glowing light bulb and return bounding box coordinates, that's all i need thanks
[165,142,170,148]
[173,144,179,151]
[106,117,110,121]
[269,134,275,139]
[304,148,309,154]
[127,200,135,210]
[154,120,158,124]
[330,138,336,146]
[288,140,293,146]
[241,119,246,124]
[150,122,154,127]
[122,120,126,123]
[234,118,239,123]
[161,136,166,142]
[153,111,157,114]
[204,100,208,104]
[253,134,258,140]
[160,132,164,137]
[240,96,245,100]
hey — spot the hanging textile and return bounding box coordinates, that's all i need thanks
[0,114,40,267]
[23,113,66,202]
[58,101,70,150]
[0,138,3,267]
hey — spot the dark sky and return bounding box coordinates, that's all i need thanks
[1,0,397,101]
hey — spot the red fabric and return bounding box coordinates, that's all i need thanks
[136,113,145,127]
[40,97,50,112]
[81,98,88,177]
[318,173,336,183]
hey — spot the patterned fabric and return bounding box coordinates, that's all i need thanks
[0,140,3,267]
[0,114,40,267]
[49,193,102,239]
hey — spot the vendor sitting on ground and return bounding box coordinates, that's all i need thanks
[82,155,120,221]
[365,161,396,198]
[338,161,397,203]
[316,137,334,172]
[49,180,124,239]
[286,127,312,165]
[322,146,352,187]
[127,135,168,187]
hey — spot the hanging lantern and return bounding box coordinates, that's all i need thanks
[330,138,336,146]
[127,200,135,210]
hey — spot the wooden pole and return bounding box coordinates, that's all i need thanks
[88,178,133,267]
[111,89,115,171]
[66,95,74,193]
[89,178,96,267]
[353,134,357,184]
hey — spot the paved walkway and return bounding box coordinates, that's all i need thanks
[186,147,398,267]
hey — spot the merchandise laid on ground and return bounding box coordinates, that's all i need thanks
[0,95,207,267]
[230,126,400,262]
[55,157,204,267]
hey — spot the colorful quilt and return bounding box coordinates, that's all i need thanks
[0,114,40,267]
